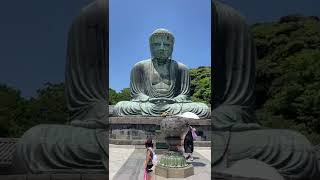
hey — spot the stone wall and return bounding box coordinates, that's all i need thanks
[109,116,211,142]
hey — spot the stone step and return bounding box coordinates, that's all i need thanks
[109,138,211,147]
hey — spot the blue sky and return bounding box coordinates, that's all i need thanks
[0,0,92,98]
[109,0,211,92]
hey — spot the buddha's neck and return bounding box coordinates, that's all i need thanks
[152,58,170,66]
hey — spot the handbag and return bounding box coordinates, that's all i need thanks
[192,130,198,139]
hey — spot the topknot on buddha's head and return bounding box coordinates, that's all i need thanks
[149,28,174,44]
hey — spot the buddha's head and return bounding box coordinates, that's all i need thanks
[149,28,174,61]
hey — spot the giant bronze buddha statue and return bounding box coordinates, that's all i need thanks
[113,28,210,119]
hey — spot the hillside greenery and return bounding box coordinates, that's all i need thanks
[252,15,320,144]
[0,83,68,137]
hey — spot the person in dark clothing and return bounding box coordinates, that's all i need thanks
[184,125,194,161]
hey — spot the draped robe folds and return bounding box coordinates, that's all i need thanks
[212,2,320,179]
[113,59,210,118]
[11,0,109,174]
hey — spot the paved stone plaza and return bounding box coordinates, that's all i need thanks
[109,144,211,180]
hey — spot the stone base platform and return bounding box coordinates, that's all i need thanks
[0,174,107,180]
[155,164,194,178]
[109,116,211,125]
[109,138,211,147]
[109,116,211,141]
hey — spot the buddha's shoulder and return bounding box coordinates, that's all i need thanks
[172,60,188,70]
[132,59,188,69]
[133,59,152,67]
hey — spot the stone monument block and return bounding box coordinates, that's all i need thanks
[155,164,194,178]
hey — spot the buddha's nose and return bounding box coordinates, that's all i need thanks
[160,43,165,49]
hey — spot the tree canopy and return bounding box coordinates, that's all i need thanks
[252,15,320,144]
[0,83,68,137]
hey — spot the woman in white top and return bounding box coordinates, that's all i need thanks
[144,137,154,180]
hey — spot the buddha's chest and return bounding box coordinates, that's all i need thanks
[150,69,172,91]
[151,70,171,83]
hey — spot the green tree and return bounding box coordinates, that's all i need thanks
[252,15,320,144]
[0,84,25,137]
[109,88,118,105]
[17,83,68,136]
[117,88,131,102]
[0,83,69,137]
[109,88,131,105]
[189,66,211,105]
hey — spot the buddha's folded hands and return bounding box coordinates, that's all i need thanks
[149,97,176,104]
[173,95,192,103]
[132,93,150,102]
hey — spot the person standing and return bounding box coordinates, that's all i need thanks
[144,137,154,180]
[184,124,195,161]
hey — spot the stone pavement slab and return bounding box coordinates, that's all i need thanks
[194,148,211,161]
[109,144,135,180]
[111,146,211,180]
[112,149,145,180]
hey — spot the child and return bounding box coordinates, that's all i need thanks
[144,137,154,175]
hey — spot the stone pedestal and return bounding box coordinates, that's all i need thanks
[155,151,194,178]
[155,117,195,178]
[155,130,168,152]
[155,164,194,178]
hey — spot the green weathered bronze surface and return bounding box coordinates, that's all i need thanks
[113,28,210,119]
[155,142,169,149]
[155,129,169,149]
[158,151,189,168]
[155,164,194,178]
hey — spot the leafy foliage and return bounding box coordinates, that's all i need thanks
[252,15,320,144]
[108,88,131,105]
[0,84,25,137]
[0,83,68,137]
[189,66,211,105]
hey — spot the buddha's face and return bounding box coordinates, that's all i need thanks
[150,34,173,60]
